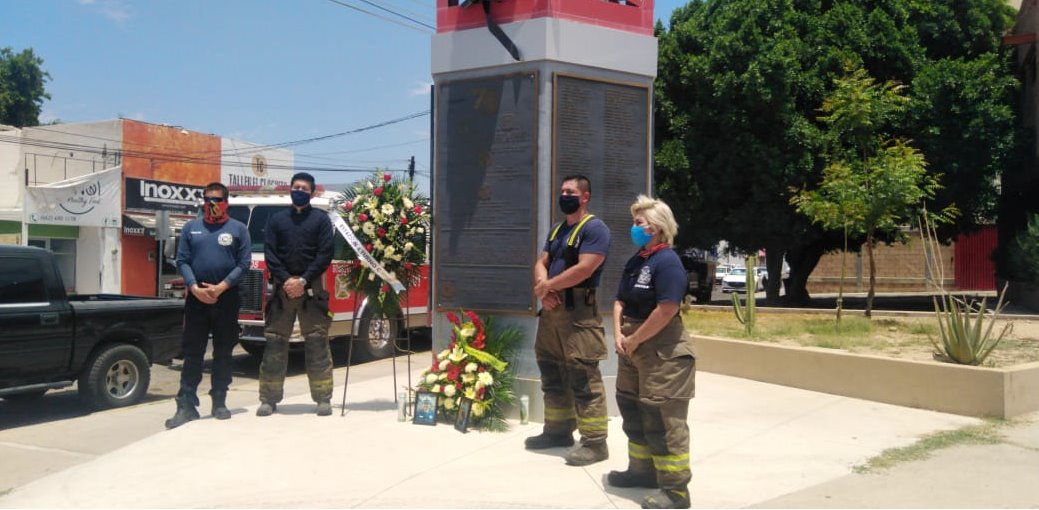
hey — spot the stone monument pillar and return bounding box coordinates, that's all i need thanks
[431,0,657,420]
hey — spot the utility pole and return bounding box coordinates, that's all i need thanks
[408,156,415,182]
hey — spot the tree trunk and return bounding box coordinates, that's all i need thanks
[837,225,847,329]
[764,245,785,304]
[865,234,876,318]
[783,242,825,306]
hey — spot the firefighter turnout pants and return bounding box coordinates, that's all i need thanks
[259,278,334,405]
[534,291,609,445]
[617,315,696,491]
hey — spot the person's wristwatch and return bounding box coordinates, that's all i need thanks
[298,277,307,287]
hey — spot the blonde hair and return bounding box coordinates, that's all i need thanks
[630,194,678,245]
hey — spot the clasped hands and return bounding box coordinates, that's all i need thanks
[190,281,229,305]
[535,277,561,311]
[614,332,640,357]
[282,277,307,299]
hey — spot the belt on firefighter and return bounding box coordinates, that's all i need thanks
[565,287,596,311]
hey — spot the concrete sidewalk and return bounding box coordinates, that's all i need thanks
[1,363,1034,508]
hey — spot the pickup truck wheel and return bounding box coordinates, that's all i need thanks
[78,344,150,410]
[355,309,400,361]
[2,390,47,401]
[240,341,266,359]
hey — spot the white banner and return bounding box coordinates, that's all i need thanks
[327,210,404,293]
[24,166,122,228]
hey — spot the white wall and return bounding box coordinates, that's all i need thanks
[21,120,123,185]
[0,125,23,217]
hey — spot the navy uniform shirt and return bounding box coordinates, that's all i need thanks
[543,216,611,287]
[176,218,251,288]
[615,248,687,320]
[264,205,334,286]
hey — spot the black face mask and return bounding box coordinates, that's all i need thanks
[559,194,581,215]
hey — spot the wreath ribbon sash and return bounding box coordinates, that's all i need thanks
[328,210,405,293]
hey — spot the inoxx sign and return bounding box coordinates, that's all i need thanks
[125,177,204,214]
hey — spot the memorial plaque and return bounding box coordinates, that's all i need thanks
[435,73,538,312]
[553,74,651,304]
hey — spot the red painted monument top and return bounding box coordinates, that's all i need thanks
[436,0,655,36]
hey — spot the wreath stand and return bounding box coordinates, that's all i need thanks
[339,284,413,416]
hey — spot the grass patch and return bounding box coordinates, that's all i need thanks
[852,420,1006,474]
[681,309,1039,366]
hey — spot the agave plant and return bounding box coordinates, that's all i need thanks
[931,289,1013,365]
[921,212,1012,365]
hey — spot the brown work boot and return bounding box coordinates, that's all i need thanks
[524,432,574,450]
[640,487,691,509]
[607,469,657,488]
[565,441,609,466]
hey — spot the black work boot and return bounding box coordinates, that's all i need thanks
[640,487,691,509]
[256,402,276,416]
[164,395,200,429]
[524,432,575,450]
[210,390,231,420]
[565,441,609,466]
[607,469,658,488]
[316,401,332,416]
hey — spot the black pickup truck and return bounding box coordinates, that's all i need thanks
[0,245,183,410]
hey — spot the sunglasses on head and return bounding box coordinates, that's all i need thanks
[205,196,225,203]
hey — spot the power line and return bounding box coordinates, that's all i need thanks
[20,110,430,157]
[0,135,406,174]
[324,0,433,34]
[354,0,435,30]
[368,0,435,26]
[297,138,427,157]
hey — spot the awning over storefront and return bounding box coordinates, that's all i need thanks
[122,213,192,237]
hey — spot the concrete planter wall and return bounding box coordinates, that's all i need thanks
[694,335,1039,419]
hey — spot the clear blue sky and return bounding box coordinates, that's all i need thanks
[2,0,687,191]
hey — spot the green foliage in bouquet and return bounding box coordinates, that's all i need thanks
[334,171,430,315]
[416,311,522,432]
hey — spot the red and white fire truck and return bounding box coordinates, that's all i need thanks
[226,186,431,360]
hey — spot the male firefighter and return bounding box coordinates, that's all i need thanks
[256,172,335,416]
[528,174,612,466]
[166,182,251,429]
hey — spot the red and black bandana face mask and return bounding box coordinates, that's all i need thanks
[203,197,229,224]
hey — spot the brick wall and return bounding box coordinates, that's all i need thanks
[807,231,955,293]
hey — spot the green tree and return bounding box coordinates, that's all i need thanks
[794,69,946,319]
[0,47,51,127]
[655,0,1017,305]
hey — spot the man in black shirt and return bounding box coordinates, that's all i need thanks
[256,172,335,417]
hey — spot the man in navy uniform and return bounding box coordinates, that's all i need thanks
[166,182,251,429]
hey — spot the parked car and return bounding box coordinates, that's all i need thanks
[721,267,765,293]
[0,245,184,409]
[714,265,733,285]
[679,251,717,304]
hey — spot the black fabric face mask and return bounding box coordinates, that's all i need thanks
[559,194,580,215]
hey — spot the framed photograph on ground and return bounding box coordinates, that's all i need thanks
[413,391,438,426]
[454,397,473,433]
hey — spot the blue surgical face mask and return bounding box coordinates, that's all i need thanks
[630,225,653,247]
[291,190,311,207]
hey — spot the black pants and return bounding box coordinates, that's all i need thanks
[178,290,240,404]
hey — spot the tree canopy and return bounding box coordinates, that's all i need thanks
[0,47,51,128]
[654,0,1018,303]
